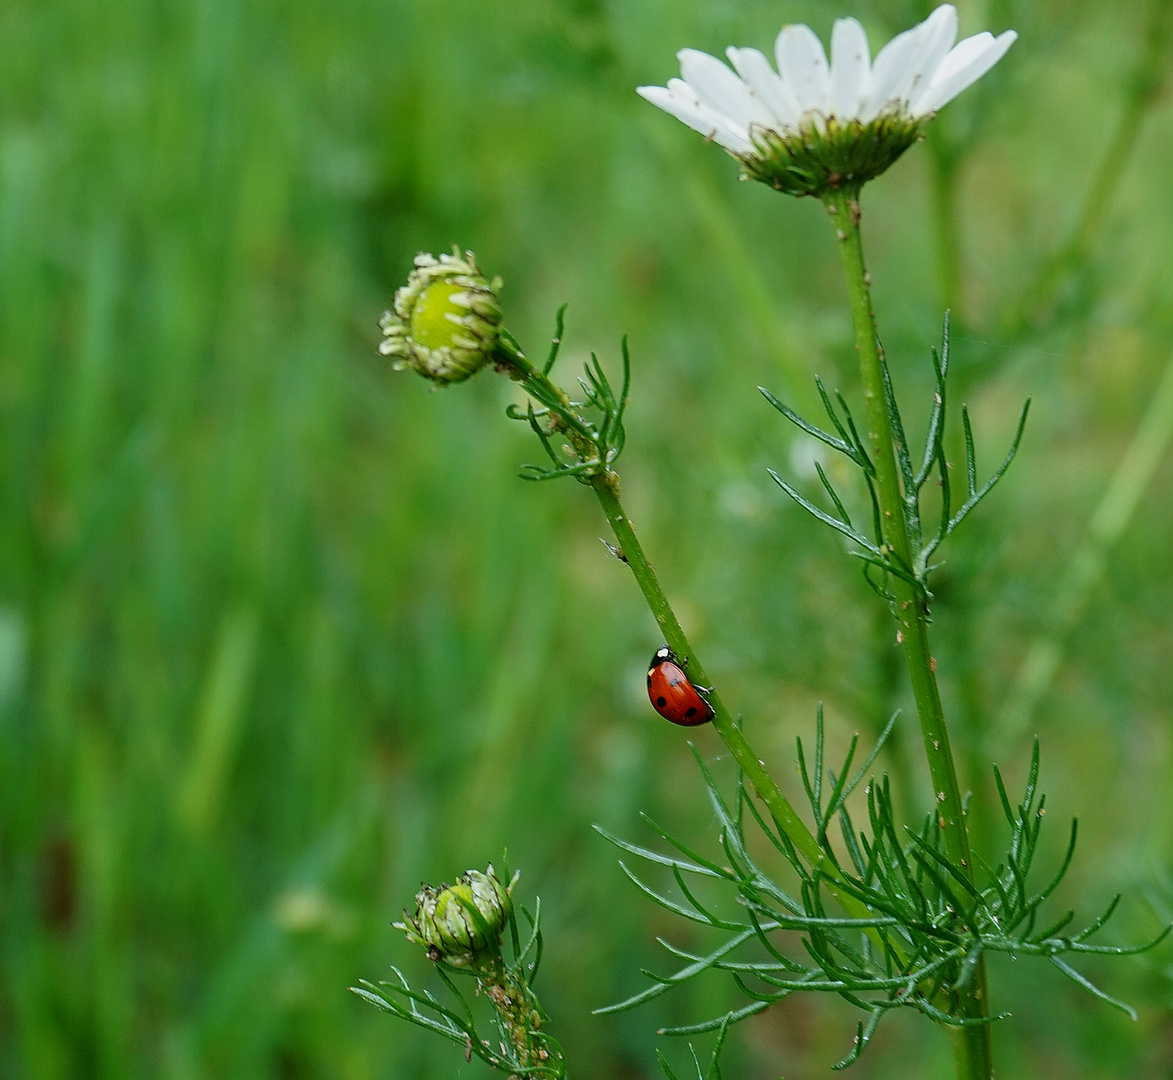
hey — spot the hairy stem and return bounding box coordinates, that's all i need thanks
[480,959,564,1077]
[823,187,992,1079]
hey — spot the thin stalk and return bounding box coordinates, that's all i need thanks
[590,478,818,863]
[593,478,905,938]
[481,958,564,1076]
[493,339,889,935]
[823,187,992,1078]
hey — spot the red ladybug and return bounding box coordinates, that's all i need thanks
[646,646,713,726]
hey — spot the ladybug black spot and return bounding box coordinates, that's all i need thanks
[656,696,667,708]
[686,706,697,718]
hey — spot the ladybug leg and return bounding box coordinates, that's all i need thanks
[674,655,713,695]
[677,656,708,683]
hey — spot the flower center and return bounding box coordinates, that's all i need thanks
[411,282,465,351]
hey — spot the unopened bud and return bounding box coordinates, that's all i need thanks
[401,865,514,966]
[379,247,502,385]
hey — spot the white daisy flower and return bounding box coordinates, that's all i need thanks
[637,4,1016,196]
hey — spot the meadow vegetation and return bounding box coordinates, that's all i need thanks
[1,0,1172,1076]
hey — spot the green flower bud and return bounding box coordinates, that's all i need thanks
[401,865,514,966]
[379,248,502,385]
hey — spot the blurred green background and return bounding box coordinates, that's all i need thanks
[1,0,1172,1076]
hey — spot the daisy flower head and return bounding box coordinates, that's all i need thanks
[379,248,503,385]
[637,5,1016,197]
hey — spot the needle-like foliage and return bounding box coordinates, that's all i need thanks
[597,716,1168,1070]
[655,1013,733,1080]
[762,313,1030,599]
[504,307,631,483]
[353,880,567,1078]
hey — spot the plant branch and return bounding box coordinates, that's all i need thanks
[494,337,893,938]
[823,186,992,1079]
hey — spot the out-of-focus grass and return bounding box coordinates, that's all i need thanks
[0,0,1171,1077]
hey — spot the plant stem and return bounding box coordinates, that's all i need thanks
[823,187,992,1079]
[481,959,565,1077]
[493,338,885,931]
[590,477,820,862]
[590,476,908,938]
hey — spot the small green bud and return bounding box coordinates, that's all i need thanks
[379,248,502,385]
[401,865,514,966]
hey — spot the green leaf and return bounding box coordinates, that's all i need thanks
[769,470,882,555]
[760,386,860,464]
[543,304,567,375]
[593,824,725,879]
[658,1000,770,1037]
[1049,957,1138,1020]
[948,398,1031,534]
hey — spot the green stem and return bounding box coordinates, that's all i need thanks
[481,959,565,1077]
[590,477,820,865]
[493,338,886,932]
[590,477,910,939]
[949,1024,991,1080]
[823,187,992,1079]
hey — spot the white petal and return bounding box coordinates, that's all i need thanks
[774,23,831,115]
[861,24,922,122]
[909,5,960,102]
[829,17,871,120]
[667,79,756,151]
[912,29,1016,115]
[678,48,772,130]
[726,46,801,130]
[907,31,992,114]
[666,77,754,149]
[887,4,958,109]
[933,31,996,85]
[637,84,754,154]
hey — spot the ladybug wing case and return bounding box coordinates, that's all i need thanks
[647,649,713,726]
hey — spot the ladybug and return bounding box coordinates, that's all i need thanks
[646,646,713,726]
